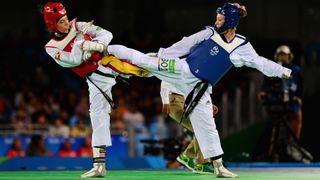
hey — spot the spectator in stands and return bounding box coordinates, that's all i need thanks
[58,139,78,157]
[10,107,32,135]
[115,97,129,115]
[26,94,43,116]
[26,135,52,156]
[33,112,50,135]
[43,94,60,121]
[70,118,91,137]
[258,45,304,162]
[110,109,127,132]
[123,104,149,156]
[148,98,167,140]
[49,117,70,138]
[78,136,93,157]
[69,95,90,126]
[58,109,70,125]
[6,137,26,158]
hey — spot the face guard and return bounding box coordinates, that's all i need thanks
[43,2,67,32]
[215,3,240,34]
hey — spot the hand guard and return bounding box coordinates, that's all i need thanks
[82,41,106,53]
[82,51,92,61]
[281,69,292,79]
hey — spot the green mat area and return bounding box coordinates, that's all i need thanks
[0,169,319,180]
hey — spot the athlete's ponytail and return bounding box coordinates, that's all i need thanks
[233,3,247,18]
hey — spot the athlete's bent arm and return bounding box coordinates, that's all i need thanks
[45,45,84,68]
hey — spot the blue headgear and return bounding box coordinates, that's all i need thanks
[215,3,241,33]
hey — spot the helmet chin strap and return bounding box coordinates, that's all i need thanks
[214,25,229,35]
[54,30,68,38]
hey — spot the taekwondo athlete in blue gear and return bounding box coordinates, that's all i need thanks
[186,28,247,86]
[107,2,292,178]
[187,3,247,85]
[182,3,248,124]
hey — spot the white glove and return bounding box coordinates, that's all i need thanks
[82,51,92,61]
[82,41,106,53]
[281,69,292,79]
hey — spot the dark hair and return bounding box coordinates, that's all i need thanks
[233,3,247,18]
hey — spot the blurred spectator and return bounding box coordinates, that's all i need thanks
[78,136,93,157]
[26,94,43,116]
[26,135,52,156]
[259,45,303,139]
[257,45,309,163]
[57,139,78,157]
[49,117,70,138]
[70,118,92,137]
[148,98,167,140]
[10,107,32,135]
[124,105,149,156]
[6,138,26,158]
[116,97,129,115]
[69,95,90,126]
[14,92,25,108]
[65,91,78,117]
[43,94,60,121]
[59,109,70,125]
[110,109,127,132]
[123,105,146,130]
[33,112,50,135]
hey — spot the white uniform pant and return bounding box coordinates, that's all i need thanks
[86,65,116,147]
[108,45,223,158]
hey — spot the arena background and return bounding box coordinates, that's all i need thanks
[0,0,320,179]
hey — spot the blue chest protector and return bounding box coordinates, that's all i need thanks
[186,27,247,85]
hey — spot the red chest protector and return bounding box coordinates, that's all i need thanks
[45,19,102,78]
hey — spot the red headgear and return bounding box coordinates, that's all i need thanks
[43,2,67,32]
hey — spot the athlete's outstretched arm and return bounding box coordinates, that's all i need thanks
[230,42,291,78]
